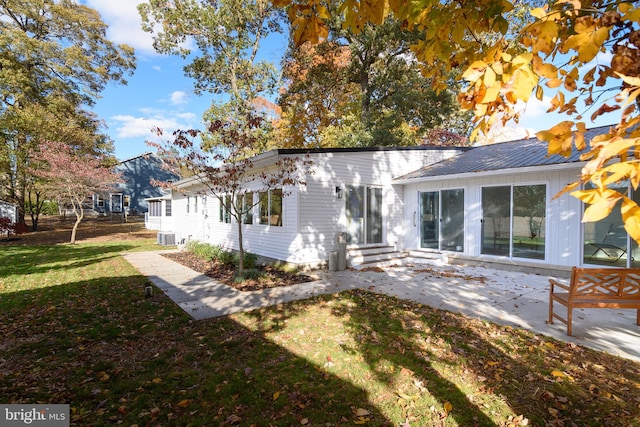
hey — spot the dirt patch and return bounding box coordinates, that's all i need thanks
[0,215,155,246]
[163,251,315,292]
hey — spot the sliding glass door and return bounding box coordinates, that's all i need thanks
[481,184,546,259]
[419,189,464,252]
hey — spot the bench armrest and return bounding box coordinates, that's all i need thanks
[549,278,570,292]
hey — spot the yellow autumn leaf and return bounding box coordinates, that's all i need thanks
[616,72,640,88]
[551,370,565,377]
[581,196,621,222]
[481,84,501,104]
[273,391,280,400]
[623,8,640,23]
[621,198,640,242]
[546,78,562,88]
[354,417,369,424]
[484,66,497,87]
[444,401,453,414]
[152,377,162,383]
[530,7,547,19]
[462,60,488,81]
[177,399,190,408]
[619,2,632,13]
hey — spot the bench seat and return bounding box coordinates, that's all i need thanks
[548,267,640,336]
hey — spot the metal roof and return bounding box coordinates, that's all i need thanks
[395,126,611,182]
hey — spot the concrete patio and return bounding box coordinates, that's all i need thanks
[123,251,640,362]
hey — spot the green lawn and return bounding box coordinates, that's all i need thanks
[1,239,639,426]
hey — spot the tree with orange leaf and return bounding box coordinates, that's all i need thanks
[275,0,640,241]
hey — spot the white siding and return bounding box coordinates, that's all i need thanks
[168,148,461,266]
[403,165,584,269]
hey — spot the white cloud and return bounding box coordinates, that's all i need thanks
[110,111,198,139]
[170,91,188,105]
[86,0,156,55]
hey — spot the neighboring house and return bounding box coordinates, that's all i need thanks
[0,200,17,224]
[93,152,179,216]
[149,126,637,274]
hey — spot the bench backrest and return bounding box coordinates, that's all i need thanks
[571,267,640,300]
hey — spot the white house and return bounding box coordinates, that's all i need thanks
[149,126,637,275]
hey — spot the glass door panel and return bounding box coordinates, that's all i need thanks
[366,187,383,244]
[441,189,464,252]
[481,186,511,256]
[346,186,364,244]
[512,185,546,259]
[583,182,629,266]
[420,192,439,249]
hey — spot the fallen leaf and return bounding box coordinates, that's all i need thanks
[444,401,453,414]
[355,408,370,416]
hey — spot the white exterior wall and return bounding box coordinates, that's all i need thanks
[291,149,459,265]
[402,165,584,269]
[166,148,461,266]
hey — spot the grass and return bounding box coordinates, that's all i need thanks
[1,238,640,426]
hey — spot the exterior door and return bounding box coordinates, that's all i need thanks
[420,189,464,252]
[346,186,382,245]
[111,194,123,212]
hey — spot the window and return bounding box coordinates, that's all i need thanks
[346,186,382,245]
[193,196,198,213]
[481,184,546,260]
[148,200,162,217]
[186,196,190,214]
[583,181,639,267]
[242,192,254,224]
[165,200,172,217]
[259,189,282,226]
[219,195,231,223]
[97,195,104,207]
[123,195,130,208]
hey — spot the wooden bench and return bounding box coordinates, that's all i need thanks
[548,267,640,336]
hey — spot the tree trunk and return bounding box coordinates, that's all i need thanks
[27,189,44,231]
[70,200,84,244]
[237,219,244,275]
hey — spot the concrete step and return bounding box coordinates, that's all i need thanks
[405,250,445,265]
[348,246,407,269]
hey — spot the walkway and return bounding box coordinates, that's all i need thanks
[123,251,640,362]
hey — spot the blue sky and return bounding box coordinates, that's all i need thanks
[87,1,615,161]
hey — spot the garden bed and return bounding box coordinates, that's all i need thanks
[162,251,315,292]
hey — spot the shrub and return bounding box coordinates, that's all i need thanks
[0,217,14,236]
[233,268,262,283]
[216,250,237,267]
[185,241,220,261]
[243,252,258,269]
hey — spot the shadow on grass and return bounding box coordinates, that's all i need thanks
[0,243,146,279]
[0,277,393,426]
[241,289,640,426]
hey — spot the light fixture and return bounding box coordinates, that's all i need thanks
[335,186,343,199]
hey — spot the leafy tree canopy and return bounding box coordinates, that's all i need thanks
[0,0,136,224]
[278,15,471,148]
[139,0,284,148]
[276,0,640,241]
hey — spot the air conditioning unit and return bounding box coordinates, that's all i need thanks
[157,232,176,246]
